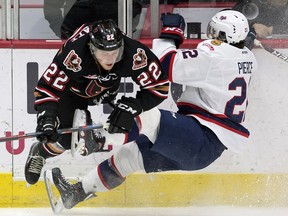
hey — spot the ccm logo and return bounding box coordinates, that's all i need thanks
[118,103,138,114]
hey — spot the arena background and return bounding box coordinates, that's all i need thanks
[0,0,288,208]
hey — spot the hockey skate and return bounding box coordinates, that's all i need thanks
[44,168,95,213]
[71,109,107,156]
[25,142,47,185]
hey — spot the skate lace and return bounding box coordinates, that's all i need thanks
[28,156,46,174]
[60,173,73,187]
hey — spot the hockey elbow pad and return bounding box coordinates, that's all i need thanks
[159,13,186,48]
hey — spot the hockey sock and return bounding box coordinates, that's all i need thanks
[41,142,65,158]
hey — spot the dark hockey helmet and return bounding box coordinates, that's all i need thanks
[89,19,123,51]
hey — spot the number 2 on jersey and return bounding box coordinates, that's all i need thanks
[42,63,69,91]
[224,77,248,123]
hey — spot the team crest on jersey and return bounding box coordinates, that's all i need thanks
[132,48,148,70]
[219,16,227,20]
[211,40,221,46]
[202,43,215,51]
[63,50,82,72]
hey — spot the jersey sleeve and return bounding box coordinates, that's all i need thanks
[152,38,211,86]
[34,60,72,113]
[35,27,91,113]
[130,45,169,111]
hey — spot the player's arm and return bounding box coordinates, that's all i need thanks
[34,60,71,110]
[107,51,169,134]
[152,13,185,82]
[135,50,169,111]
[34,60,71,143]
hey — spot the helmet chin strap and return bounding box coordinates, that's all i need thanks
[88,42,98,61]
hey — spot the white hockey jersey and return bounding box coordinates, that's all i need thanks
[152,38,258,153]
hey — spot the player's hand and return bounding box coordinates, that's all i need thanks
[253,23,273,38]
[159,13,186,48]
[106,96,142,134]
[36,111,60,143]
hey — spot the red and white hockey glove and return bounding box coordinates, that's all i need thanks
[159,13,186,48]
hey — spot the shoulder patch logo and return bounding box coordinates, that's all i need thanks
[211,40,221,46]
[202,43,215,51]
[63,50,82,72]
[132,48,148,70]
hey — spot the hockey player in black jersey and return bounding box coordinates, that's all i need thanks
[24,19,169,185]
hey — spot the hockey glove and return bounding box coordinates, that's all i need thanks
[245,26,257,50]
[107,96,142,134]
[159,13,186,48]
[36,111,60,143]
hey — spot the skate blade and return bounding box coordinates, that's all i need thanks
[71,109,87,157]
[44,170,65,214]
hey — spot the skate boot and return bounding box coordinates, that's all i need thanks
[78,130,106,156]
[25,142,64,185]
[72,109,107,156]
[52,167,96,209]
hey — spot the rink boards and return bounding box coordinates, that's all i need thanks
[1,173,288,207]
[0,41,288,207]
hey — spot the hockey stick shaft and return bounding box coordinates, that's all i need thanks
[0,124,103,142]
[255,39,288,63]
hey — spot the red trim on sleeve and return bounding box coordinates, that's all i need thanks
[110,155,125,179]
[97,165,111,190]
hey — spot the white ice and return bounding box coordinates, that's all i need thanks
[1,206,288,216]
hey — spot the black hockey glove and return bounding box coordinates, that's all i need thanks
[106,96,142,134]
[159,13,186,48]
[245,26,256,50]
[36,111,60,143]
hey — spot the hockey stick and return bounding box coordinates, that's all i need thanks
[0,123,103,142]
[255,39,288,63]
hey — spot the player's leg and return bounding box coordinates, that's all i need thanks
[148,110,227,171]
[25,92,87,185]
[102,107,161,146]
[50,167,96,209]
[51,140,145,209]
[25,142,66,185]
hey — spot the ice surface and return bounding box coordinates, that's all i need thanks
[1,206,288,216]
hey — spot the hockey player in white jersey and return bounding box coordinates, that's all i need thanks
[153,10,257,153]
[44,10,258,211]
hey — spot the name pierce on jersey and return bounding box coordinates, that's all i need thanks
[237,61,253,74]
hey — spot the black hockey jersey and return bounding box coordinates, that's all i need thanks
[34,24,169,114]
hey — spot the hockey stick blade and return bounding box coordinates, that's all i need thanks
[44,170,65,214]
[255,39,288,63]
[0,124,103,142]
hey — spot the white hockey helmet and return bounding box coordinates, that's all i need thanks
[207,10,249,44]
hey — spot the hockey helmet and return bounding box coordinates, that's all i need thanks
[89,19,123,51]
[207,10,249,44]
